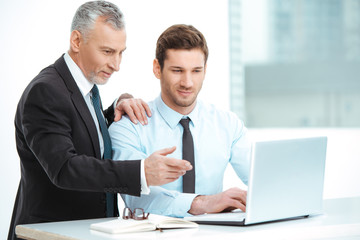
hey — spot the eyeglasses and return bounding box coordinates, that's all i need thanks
[122,208,150,220]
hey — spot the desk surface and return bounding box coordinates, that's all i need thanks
[16,197,360,240]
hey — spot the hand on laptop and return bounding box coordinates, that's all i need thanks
[188,187,247,215]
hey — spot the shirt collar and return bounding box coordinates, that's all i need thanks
[63,52,94,97]
[155,95,199,129]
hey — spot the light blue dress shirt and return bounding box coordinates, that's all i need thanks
[109,95,251,217]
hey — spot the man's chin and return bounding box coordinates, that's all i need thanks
[93,78,110,85]
[174,98,196,108]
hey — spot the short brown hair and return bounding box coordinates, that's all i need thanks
[155,24,209,70]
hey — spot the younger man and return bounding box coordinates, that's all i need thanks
[110,24,250,217]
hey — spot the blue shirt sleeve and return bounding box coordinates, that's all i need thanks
[228,112,252,185]
[122,187,197,217]
[110,116,146,160]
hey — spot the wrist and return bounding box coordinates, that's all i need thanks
[188,195,207,215]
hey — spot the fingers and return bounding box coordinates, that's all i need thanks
[131,99,151,125]
[221,206,238,212]
[124,105,139,124]
[145,167,186,186]
[144,147,193,186]
[122,100,142,124]
[154,146,192,170]
[114,93,134,122]
[114,98,151,125]
[226,187,247,205]
[227,198,246,212]
[113,99,137,123]
[166,158,192,170]
[189,189,247,215]
[223,188,247,212]
[155,146,177,156]
[238,203,246,212]
[114,108,122,122]
[142,99,152,117]
[133,100,148,125]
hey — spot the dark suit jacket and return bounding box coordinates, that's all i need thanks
[8,55,141,240]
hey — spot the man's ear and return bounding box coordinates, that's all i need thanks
[70,30,82,53]
[153,59,161,79]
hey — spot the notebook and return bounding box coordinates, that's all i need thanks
[90,214,198,234]
[184,136,327,226]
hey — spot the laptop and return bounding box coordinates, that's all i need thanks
[184,136,327,226]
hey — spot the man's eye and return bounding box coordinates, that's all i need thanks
[173,69,182,73]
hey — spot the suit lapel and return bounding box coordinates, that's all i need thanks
[53,55,101,159]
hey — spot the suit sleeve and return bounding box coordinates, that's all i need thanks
[104,101,115,126]
[20,81,141,196]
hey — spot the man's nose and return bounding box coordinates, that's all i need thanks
[109,54,122,72]
[180,72,194,88]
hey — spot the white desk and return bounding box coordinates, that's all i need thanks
[16,197,360,240]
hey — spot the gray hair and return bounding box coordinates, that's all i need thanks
[71,1,125,40]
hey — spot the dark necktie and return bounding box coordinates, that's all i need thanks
[91,85,114,217]
[180,118,195,193]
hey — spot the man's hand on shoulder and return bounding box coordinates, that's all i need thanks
[114,93,152,125]
[188,187,247,215]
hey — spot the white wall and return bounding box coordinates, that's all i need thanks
[0,0,229,238]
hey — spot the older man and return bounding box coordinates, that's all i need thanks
[8,2,192,239]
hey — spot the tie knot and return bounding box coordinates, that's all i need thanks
[180,118,191,131]
[91,84,99,99]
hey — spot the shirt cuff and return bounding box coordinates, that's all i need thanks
[140,159,150,195]
[172,193,198,217]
